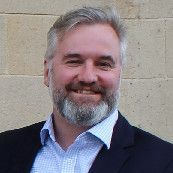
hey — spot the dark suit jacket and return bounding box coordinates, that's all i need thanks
[0,112,173,173]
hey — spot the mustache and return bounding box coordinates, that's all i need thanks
[65,82,106,94]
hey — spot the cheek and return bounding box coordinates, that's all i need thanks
[101,72,121,90]
[52,67,77,87]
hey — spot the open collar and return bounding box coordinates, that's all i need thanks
[89,111,134,173]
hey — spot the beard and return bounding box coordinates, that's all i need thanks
[49,74,120,127]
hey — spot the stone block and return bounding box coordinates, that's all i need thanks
[138,0,173,18]
[6,15,57,75]
[0,0,61,14]
[0,0,113,15]
[0,75,51,132]
[0,15,7,74]
[114,0,140,18]
[0,0,172,19]
[0,0,132,16]
[123,19,165,79]
[119,78,173,143]
[166,20,173,78]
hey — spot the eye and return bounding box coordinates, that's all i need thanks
[96,61,114,70]
[65,59,83,67]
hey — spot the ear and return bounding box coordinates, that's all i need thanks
[44,59,50,87]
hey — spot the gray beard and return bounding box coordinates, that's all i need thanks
[48,66,120,126]
[50,87,119,127]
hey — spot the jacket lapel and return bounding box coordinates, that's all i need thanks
[89,112,134,173]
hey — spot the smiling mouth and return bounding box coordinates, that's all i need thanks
[66,83,103,96]
[74,90,97,94]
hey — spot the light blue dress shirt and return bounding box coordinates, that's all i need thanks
[30,110,118,173]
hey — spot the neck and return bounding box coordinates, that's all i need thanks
[52,108,89,150]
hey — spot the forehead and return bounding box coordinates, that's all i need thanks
[56,24,120,59]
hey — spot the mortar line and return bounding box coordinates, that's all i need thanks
[0,12,173,20]
[0,74,173,80]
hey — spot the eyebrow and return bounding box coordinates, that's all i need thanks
[63,53,81,59]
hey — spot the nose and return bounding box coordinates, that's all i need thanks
[77,63,98,84]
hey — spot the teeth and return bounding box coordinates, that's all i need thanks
[77,90,95,94]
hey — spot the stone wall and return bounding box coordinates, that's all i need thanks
[0,0,172,143]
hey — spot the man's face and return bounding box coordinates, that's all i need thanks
[44,24,122,126]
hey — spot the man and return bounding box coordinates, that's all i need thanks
[0,7,173,173]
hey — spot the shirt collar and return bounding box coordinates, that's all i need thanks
[87,109,118,149]
[40,114,56,145]
[40,110,118,149]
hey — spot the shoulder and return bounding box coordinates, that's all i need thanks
[111,113,173,172]
[133,126,173,150]
[131,126,173,165]
[0,122,45,172]
[0,121,44,145]
[116,113,173,162]
[132,127,173,171]
[117,112,173,152]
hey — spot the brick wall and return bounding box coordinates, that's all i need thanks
[0,0,172,143]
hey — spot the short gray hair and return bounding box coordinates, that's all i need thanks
[45,6,127,64]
